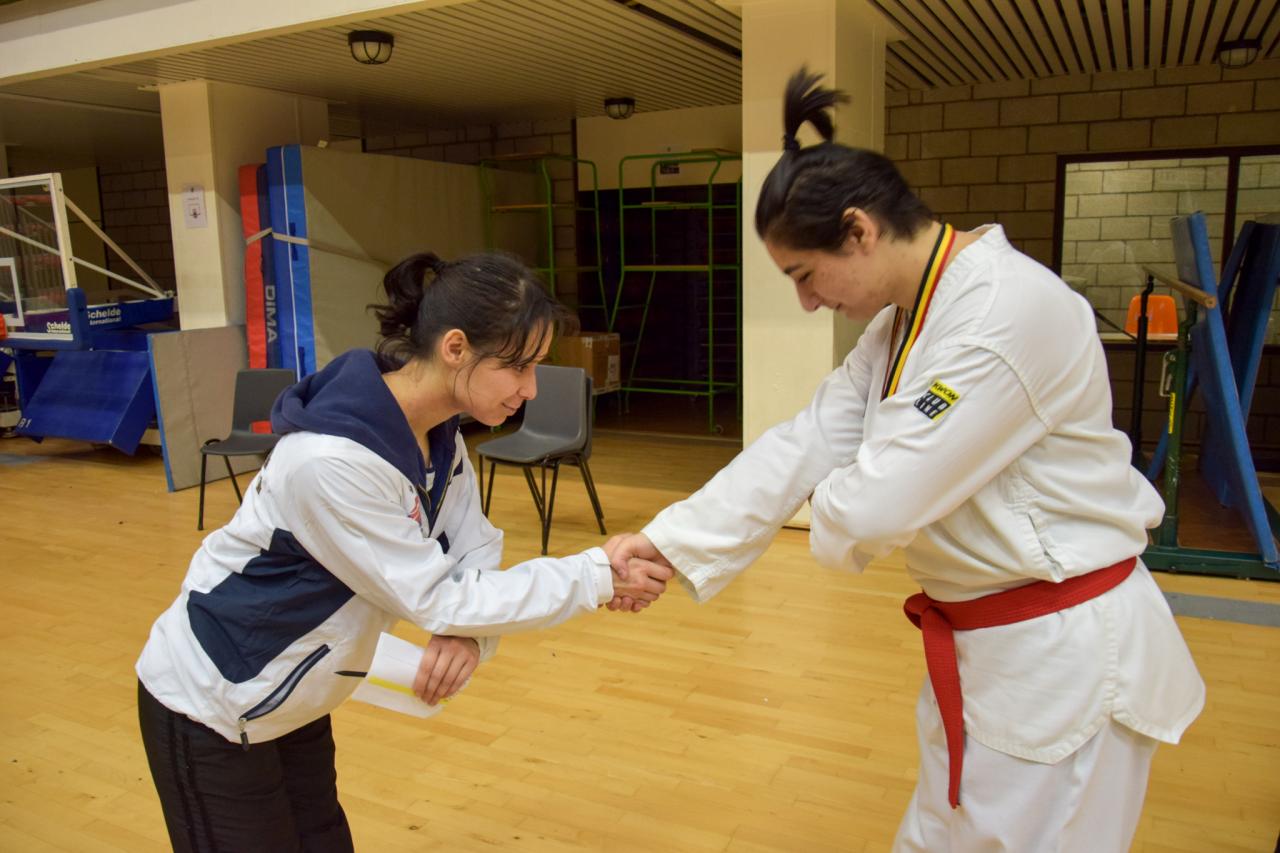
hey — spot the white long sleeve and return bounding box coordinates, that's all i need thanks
[278,448,613,635]
[643,310,883,601]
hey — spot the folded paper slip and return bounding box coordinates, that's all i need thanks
[338,632,467,719]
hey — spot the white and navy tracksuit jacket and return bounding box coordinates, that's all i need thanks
[137,349,614,746]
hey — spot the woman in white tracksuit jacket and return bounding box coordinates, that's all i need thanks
[136,251,669,853]
[608,70,1204,851]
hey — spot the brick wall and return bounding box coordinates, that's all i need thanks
[888,60,1280,453]
[1062,157,1225,326]
[97,159,176,293]
[361,119,583,306]
[885,58,1280,271]
[1059,155,1280,331]
[1238,154,1280,220]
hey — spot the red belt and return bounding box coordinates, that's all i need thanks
[903,557,1136,809]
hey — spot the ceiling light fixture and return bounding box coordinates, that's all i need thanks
[604,97,636,120]
[1215,37,1261,69]
[348,30,395,65]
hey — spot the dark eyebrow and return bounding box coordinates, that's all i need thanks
[783,264,803,275]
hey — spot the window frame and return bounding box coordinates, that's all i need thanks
[1052,144,1280,275]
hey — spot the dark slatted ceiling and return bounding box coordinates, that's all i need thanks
[875,0,1280,89]
[8,0,1273,125]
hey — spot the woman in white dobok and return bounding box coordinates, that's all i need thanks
[609,69,1204,852]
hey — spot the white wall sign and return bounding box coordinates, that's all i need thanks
[182,184,208,229]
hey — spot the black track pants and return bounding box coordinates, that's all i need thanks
[138,681,355,853]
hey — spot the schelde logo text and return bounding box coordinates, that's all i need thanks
[87,305,123,325]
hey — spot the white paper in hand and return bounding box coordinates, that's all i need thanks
[349,632,440,719]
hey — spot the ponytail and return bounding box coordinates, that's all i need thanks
[781,66,842,150]
[372,252,444,345]
[757,67,933,250]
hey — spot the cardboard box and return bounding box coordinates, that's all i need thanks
[551,333,621,394]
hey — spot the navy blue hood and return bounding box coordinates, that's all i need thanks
[271,350,458,495]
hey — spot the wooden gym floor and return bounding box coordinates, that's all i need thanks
[1,429,1277,852]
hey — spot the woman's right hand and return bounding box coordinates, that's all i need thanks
[610,556,673,605]
[413,635,480,706]
[604,533,674,612]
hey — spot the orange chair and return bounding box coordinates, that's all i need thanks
[1125,293,1178,338]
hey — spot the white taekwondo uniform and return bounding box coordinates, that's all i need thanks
[642,225,1204,851]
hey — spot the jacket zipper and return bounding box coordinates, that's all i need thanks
[237,644,330,750]
[419,450,458,533]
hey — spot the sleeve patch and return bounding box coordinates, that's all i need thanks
[914,379,960,420]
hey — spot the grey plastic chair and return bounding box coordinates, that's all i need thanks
[198,368,296,530]
[476,364,606,554]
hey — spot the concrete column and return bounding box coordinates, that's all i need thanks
[159,80,327,329]
[739,0,889,452]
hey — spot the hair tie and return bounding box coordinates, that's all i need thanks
[782,134,801,152]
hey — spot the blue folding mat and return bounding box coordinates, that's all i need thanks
[8,287,174,454]
[15,348,155,454]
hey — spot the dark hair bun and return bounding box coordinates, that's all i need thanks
[373,251,442,340]
[369,250,573,372]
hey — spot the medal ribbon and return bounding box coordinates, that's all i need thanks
[881,223,956,400]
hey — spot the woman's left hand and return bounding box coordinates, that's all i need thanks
[413,635,480,706]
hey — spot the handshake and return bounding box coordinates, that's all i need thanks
[601,532,674,614]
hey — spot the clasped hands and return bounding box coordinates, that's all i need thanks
[602,532,674,613]
[412,534,673,705]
